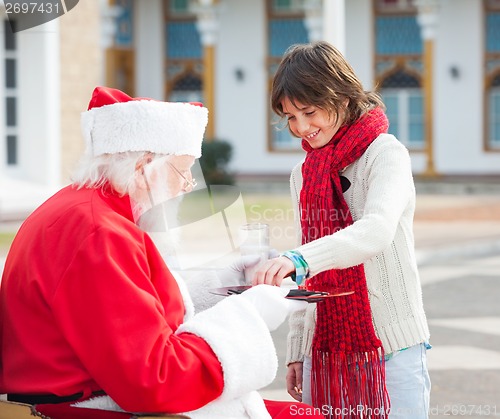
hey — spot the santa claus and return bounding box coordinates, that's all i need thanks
[0,87,324,419]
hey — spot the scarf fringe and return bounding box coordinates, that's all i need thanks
[311,348,390,418]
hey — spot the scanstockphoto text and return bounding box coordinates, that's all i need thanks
[289,404,498,417]
[4,1,61,14]
[249,204,355,224]
[247,204,370,243]
[3,0,80,33]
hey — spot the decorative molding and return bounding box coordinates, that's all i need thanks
[415,0,439,40]
[100,0,122,49]
[190,0,220,46]
[303,0,322,42]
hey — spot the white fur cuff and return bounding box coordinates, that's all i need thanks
[176,295,278,401]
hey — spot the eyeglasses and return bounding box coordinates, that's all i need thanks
[166,161,197,191]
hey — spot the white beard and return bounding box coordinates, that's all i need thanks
[136,195,184,269]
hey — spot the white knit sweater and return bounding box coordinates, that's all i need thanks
[286,133,430,365]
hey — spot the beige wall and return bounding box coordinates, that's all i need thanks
[59,2,102,183]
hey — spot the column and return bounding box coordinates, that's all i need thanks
[322,0,345,54]
[135,0,164,99]
[100,0,121,85]
[19,19,61,187]
[304,0,322,42]
[192,0,219,139]
[416,0,439,177]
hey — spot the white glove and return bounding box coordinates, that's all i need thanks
[215,249,280,286]
[215,255,262,286]
[239,284,307,331]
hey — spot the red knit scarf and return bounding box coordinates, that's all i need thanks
[300,107,390,418]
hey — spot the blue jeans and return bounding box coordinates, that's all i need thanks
[302,343,431,418]
[385,343,431,418]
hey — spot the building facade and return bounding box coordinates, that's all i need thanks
[0,0,499,202]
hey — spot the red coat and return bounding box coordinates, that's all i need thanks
[0,185,226,413]
[1,185,326,419]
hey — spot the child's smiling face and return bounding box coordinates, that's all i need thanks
[281,97,345,149]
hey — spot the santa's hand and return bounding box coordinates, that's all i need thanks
[215,255,262,286]
[239,285,307,331]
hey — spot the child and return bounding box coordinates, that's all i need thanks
[254,41,431,418]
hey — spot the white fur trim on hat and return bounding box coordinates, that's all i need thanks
[81,100,208,158]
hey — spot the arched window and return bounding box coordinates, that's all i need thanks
[374,0,423,150]
[488,73,500,149]
[380,69,424,149]
[267,0,308,151]
[375,0,416,13]
[485,0,500,150]
[2,19,18,168]
[169,73,203,103]
[108,0,135,96]
[165,0,203,103]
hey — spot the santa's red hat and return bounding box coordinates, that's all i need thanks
[81,86,208,158]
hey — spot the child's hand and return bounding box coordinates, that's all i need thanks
[286,362,304,402]
[252,256,294,286]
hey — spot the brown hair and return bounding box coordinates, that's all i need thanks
[271,41,385,127]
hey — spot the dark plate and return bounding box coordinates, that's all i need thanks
[209,285,354,302]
